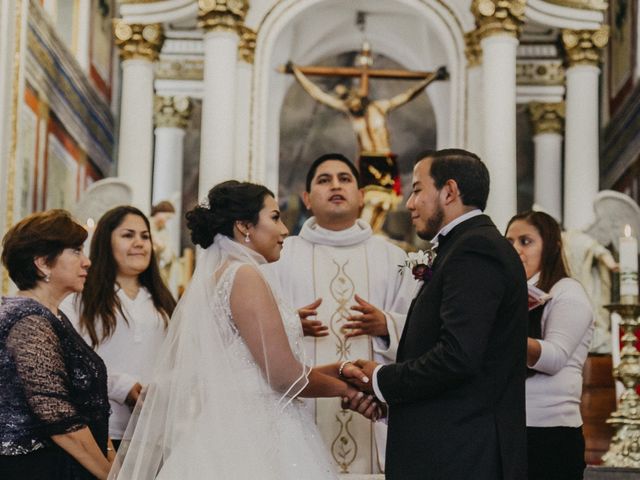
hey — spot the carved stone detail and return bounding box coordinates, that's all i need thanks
[198,0,249,33]
[517,60,565,85]
[156,58,204,81]
[465,30,483,67]
[528,102,565,135]
[113,21,163,61]
[545,0,607,11]
[154,96,193,129]
[238,25,256,64]
[562,27,610,67]
[471,0,526,40]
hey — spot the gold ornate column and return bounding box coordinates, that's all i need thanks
[561,27,609,230]
[528,102,565,220]
[113,20,164,213]
[154,95,192,130]
[470,0,524,231]
[197,0,250,197]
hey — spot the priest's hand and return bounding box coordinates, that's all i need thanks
[344,295,388,338]
[298,298,329,337]
[340,359,377,394]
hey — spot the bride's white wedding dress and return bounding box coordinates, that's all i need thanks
[109,235,337,479]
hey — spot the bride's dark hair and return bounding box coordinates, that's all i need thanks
[186,180,274,248]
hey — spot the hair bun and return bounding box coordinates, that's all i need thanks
[185,205,216,248]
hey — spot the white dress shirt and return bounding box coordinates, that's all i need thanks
[61,287,168,438]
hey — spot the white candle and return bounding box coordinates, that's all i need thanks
[619,224,638,300]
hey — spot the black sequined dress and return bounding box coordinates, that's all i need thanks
[0,296,109,479]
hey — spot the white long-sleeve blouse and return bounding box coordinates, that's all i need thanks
[61,287,167,439]
[527,277,594,427]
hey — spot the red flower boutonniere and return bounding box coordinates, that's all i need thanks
[399,250,436,282]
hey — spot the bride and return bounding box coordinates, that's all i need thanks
[109,181,378,479]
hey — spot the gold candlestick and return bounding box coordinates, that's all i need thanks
[601,300,640,467]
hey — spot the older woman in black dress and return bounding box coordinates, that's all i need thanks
[0,210,112,479]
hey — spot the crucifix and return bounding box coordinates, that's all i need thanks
[279,41,448,158]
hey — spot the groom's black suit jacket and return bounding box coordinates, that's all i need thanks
[377,214,528,480]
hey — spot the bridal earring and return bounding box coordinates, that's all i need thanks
[44,273,50,283]
[244,231,250,243]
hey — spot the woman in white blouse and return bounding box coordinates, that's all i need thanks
[63,206,176,449]
[506,211,594,480]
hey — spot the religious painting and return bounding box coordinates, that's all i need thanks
[18,91,39,218]
[89,0,115,101]
[44,125,79,211]
[609,0,636,113]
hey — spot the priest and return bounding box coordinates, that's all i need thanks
[265,153,416,475]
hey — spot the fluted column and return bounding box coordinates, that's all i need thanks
[528,102,565,221]
[465,30,484,156]
[114,21,163,213]
[562,27,609,230]
[472,0,525,231]
[198,0,248,199]
[234,26,255,181]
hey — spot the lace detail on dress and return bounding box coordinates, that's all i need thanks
[0,297,109,455]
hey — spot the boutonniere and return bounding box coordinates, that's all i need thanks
[399,249,436,281]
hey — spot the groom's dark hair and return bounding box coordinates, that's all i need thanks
[305,153,361,192]
[419,149,490,211]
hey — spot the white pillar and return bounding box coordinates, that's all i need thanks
[481,34,519,231]
[528,102,564,221]
[199,30,239,199]
[234,27,255,181]
[561,28,608,229]
[113,22,163,214]
[465,31,483,156]
[118,59,155,213]
[563,65,601,229]
[74,0,91,72]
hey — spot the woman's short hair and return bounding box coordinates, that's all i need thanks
[186,180,274,249]
[1,209,87,290]
[506,210,569,292]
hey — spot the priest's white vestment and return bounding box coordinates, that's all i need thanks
[265,218,416,474]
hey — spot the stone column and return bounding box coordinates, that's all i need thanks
[465,30,483,156]
[113,21,163,213]
[198,1,248,200]
[471,0,525,231]
[234,26,255,181]
[562,27,609,230]
[528,102,565,222]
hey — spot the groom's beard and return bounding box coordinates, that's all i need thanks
[416,203,444,241]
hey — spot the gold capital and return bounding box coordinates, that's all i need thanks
[528,102,565,135]
[154,96,193,129]
[562,27,610,67]
[471,0,526,40]
[198,0,249,33]
[465,30,483,67]
[113,21,163,61]
[238,25,256,64]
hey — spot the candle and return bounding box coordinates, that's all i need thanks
[619,224,638,301]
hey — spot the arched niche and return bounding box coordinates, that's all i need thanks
[251,0,467,192]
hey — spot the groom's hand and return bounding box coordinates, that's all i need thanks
[341,388,385,421]
[344,295,388,338]
[298,298,329,337]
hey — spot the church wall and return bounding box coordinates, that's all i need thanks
[601,1,640,195]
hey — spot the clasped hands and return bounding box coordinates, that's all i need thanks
[339,360,386,422]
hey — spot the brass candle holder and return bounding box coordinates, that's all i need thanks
[601,300,640,467]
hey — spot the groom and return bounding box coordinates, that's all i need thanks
[346,149,528,479]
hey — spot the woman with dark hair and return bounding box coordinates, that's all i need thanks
[110,181,376,480]
[0,210,112,479]
[506,211,594,480]
[62,206,176,450]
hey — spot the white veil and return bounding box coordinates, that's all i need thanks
[108,235,311,479]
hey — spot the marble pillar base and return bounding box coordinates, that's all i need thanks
[584,466,640,479]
